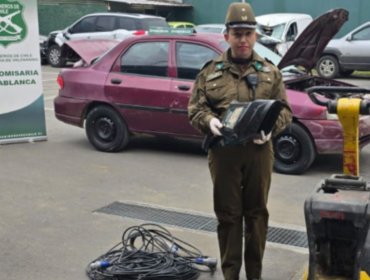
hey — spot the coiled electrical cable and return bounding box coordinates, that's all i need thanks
[86,223,217,280]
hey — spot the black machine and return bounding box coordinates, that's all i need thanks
[304,86,370,280]
[305,174,370,279]
[202,99,285,151]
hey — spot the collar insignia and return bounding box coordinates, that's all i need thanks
[216,62,224,70]
[254,61,263,71]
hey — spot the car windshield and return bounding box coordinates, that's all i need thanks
[219,40,281,64]
[255,42,299,73]
[220,39,297,73]
[254,42,281,65]
[256,23,286,41]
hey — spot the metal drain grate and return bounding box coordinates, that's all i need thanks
[267,226,307,248]
[96,201,307,248]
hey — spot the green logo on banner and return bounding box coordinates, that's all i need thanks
[0,0,27,47]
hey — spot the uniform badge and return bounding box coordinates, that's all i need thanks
[254,61,263,71]
[216,62,224,70]
[262,66,271,72]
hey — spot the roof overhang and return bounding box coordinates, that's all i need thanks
[105,0,192,9]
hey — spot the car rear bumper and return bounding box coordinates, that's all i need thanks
[54,96,87,127]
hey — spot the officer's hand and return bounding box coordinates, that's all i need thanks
[209,118,223,136]
[253,130,271,145]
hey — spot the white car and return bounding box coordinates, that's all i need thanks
[45,12,168,67]
[256,13,312,56]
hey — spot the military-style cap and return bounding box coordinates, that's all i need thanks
[225,2,256,29]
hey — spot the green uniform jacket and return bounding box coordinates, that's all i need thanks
[188,50,292,137]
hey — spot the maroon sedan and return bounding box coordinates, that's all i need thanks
[54,9,370,174]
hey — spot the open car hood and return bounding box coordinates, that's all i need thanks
[277,8,348,71]
[63,39,119,65]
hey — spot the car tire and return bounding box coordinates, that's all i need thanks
[86,106,129,152]
[316,55,339,79]
[273,123,316,175]
[47,45,66,67]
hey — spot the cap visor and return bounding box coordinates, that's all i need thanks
[229,23,256,29]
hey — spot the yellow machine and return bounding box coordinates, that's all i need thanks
[303,86,370,280]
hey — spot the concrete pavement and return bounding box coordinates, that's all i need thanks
[4,66,370,280]
[0,65,313,280]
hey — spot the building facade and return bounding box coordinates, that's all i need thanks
[185,0,370,37]
[38,0,370,37]
[38,0,106,35]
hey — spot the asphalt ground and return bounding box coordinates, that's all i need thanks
[0,66,369,280]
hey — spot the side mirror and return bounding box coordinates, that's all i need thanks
[346,34,353,41]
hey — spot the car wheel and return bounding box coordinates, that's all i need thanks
[85,106,129,152]
[316,55,339,79]
[47,45,66,67]
[273,123,316,174]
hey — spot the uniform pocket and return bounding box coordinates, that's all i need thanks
[256,72,274,99]
[205,79,228,102]
[206,79,230,107]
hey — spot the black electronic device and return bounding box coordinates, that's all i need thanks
[202,99,286,152]
[245,73,258,100]
[220,99,285,144]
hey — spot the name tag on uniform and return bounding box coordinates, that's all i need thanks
[206,71,222,82]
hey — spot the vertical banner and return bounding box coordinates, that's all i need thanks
[0,0,47,144]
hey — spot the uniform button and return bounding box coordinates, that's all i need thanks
[213,83,217,87]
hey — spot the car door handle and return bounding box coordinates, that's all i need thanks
[177,85,190,91]
[111,78,122,85]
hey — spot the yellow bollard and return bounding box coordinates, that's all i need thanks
[360,271,370,280]
[337,98,361,176]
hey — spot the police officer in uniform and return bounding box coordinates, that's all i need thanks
[188,2,292,280]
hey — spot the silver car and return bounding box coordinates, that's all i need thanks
[316,21,370,78]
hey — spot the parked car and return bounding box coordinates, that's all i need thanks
[168,21,196,29]
[54,9,370,175]
[256,13,313,56]
[316,21,370,78]
[45,12,168,67]
[195,24,226,34]
[39,35,48,64]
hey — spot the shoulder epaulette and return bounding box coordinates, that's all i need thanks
[264,57,275,66]
[200,59,214,72]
